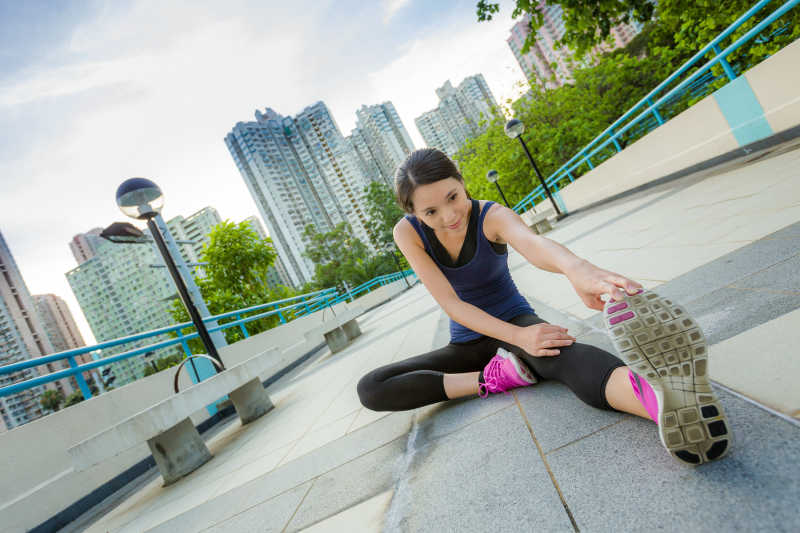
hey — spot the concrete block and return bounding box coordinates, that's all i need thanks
[341,318,361,340]
[324,327,349,353]
[229,377,274,424]
[146,417,213,486]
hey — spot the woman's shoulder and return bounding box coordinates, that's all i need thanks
[479,199,511,244]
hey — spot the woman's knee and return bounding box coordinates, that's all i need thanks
[356,370,384,411]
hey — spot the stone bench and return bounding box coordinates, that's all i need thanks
[304,307,363,354]
[67,349,280,485]
[521,208,555,234]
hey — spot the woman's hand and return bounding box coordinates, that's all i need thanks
[565,260,643,311]
[512,323,576,357]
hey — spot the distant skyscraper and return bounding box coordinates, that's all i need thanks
[243,216,292,288]
[347,102,415,185]
[1,231,72,432]
[508,6,643,88]
[32,294,93,390]
[225,102,374,286]
[415,74,499,156]
[66,229,185,387]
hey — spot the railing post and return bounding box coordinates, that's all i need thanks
[67,355,93,399]
[712,43,737,81]
[585,155,594,170]
[567,171,575,182]
[645,97,664,125]
[275,304,287,324]
[236,314,249,338]
[609,128,622,152]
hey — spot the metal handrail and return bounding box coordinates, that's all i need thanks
[512,0,799,213]
[0,272,413,400]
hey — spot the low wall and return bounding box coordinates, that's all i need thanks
[0,300,359,533]
[560,38,800,212]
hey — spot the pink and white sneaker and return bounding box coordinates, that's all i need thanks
[478,348,537,398]
[604,288,731,465]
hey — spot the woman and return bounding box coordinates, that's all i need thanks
[357,148,730,465]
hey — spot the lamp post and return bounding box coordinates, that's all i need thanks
[504,119,567,220]
[383,243,411,288]
[114,177,225,372]
[486,170,510,207]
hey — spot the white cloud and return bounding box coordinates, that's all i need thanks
[0,0,529,346]
[383,0,411,23]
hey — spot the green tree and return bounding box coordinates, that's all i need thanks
[302,222,395,292]
[142,353,183,376]
[478,0,799,67]
[40,389,65,413]
[64,391,84,407]
[363,181,406,251]
[167,220,297,354]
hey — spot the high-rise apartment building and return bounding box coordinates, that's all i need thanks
[243,216,292,289]
[225,102,374,287]
[1,231,73,432]
[415,74,499,156]
[508,6,644,88]
[32,294,93,390]
[66,228,185,387]
[347,102,415,185]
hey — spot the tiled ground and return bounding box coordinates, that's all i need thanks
[77,142,800,532]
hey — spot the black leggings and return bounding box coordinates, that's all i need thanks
[357,313,626,412]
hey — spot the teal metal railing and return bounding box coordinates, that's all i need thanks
[0,271,416,402]
[512,0,799,214]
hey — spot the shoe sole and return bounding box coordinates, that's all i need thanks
[498,347,537,384]
[604,290,731,465]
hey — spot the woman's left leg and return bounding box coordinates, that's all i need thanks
[489,313,652,420]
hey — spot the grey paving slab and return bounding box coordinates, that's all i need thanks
[413,392,517,446]
[731,251,800,292]
[396,405,574,533]
[515,382,624,454]
[146,411,414,533]
[546,388,800,532]
[202,481,313,533]
[284,434,406,531]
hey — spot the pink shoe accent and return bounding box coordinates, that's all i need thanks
[609,311,635,325]
[629,369,658,423]
[478,348,537,398]
[607,302,629,314]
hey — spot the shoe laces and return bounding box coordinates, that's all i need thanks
[478,356,507,399]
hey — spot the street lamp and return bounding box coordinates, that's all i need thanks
[115,178,225,371]
[486,170,510,208]
[504,118,567,220]
[383,243,411,289]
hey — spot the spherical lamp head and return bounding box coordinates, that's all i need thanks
[116,178,164,220]
[486,169,499,183]
[504,119,525,139]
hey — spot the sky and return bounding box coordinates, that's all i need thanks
[0,0,529,345]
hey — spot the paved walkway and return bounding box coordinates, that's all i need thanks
[75,140,800,532]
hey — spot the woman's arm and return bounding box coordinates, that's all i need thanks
[393,219,575,355]
[487,204,642,310]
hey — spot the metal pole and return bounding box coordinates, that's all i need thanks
[389,250,411,288]
[516,136,564,218]
[493,182,510,207]
[145,218,225,371]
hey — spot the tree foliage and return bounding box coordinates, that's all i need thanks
[167,220,295,354]
[40,389,65,413]
[301,221,396,292]
[363,181,406,251]
[477,0,800,65]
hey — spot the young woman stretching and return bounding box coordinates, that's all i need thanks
[357,148,730,465]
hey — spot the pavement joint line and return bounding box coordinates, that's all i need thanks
[280,480,315,533]
[725,286,800,295]
[710,379,800,427]
[184,433,411,533]
[511,390,580,532]
[544,418,627,457]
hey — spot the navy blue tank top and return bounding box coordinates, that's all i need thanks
[406,200,535,343]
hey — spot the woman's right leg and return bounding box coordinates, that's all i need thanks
[357,339,493,412]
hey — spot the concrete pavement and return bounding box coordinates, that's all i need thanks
[70,139,800,532]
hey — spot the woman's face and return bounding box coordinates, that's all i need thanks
[411,177,471,233]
